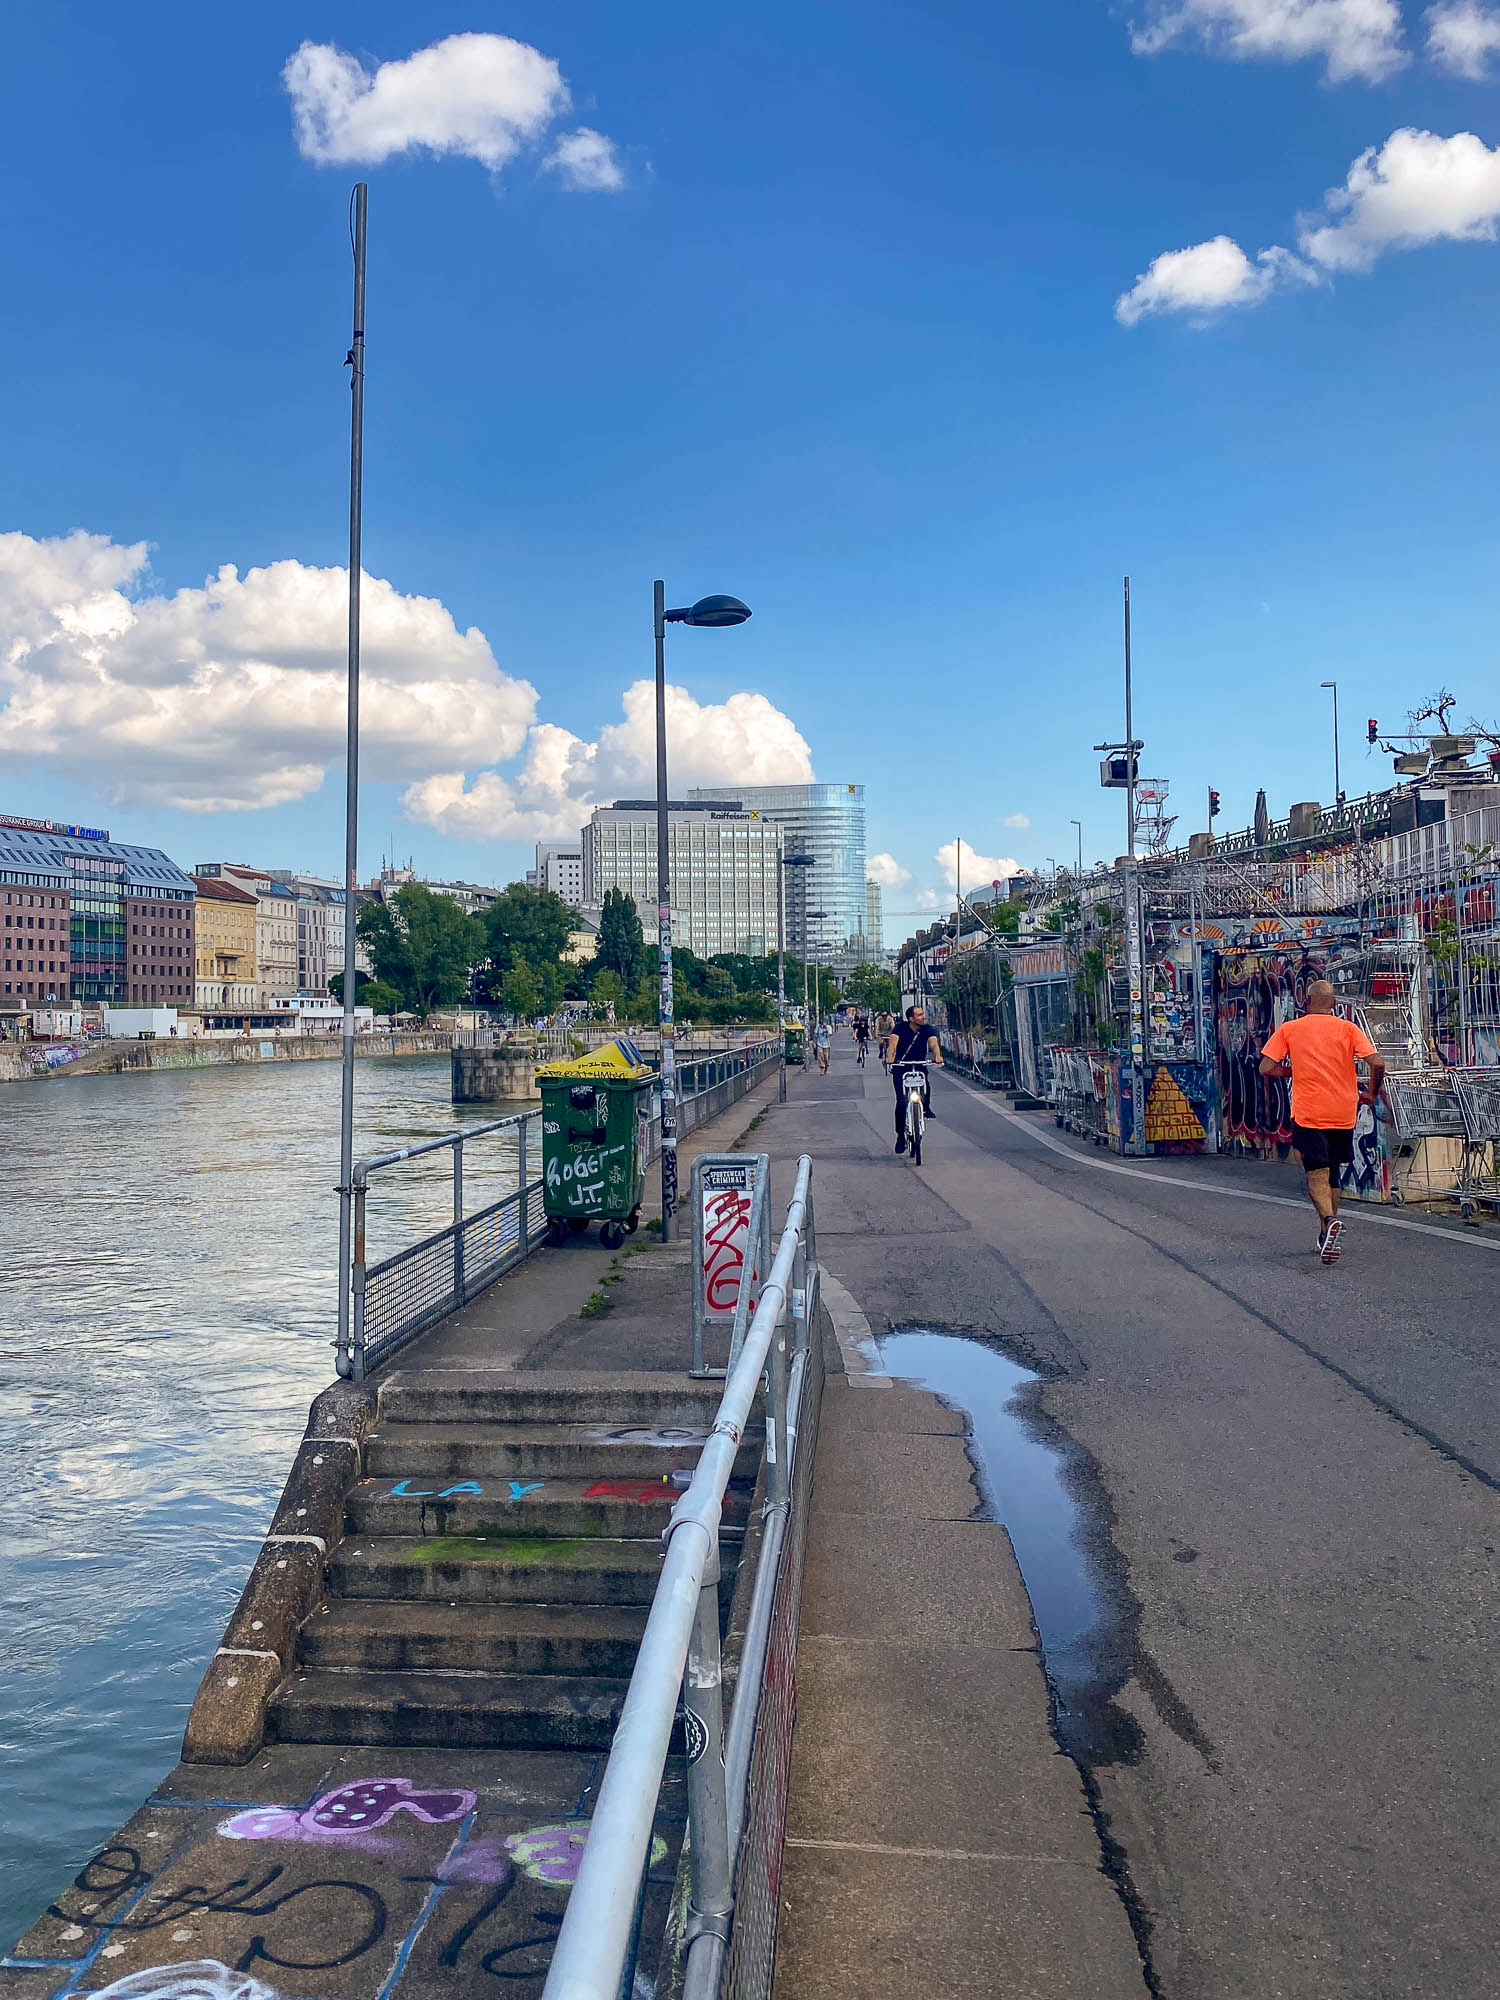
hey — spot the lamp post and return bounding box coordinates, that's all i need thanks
[777,849,814,1101]
[336,181,367,1379]
[653,583,752,1241]
[1070,819,1082,878]
[1321,680,1342,803]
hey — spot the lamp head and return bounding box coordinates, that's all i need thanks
[665,594,752,629]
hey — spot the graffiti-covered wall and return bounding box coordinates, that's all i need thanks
[1213,934,1366,1160]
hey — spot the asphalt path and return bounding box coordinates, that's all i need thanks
[772,1043,1500,2000]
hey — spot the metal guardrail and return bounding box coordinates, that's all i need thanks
[336,1038,783,1379]
[542,1156,820,2000]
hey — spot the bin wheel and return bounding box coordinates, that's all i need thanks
[601,1220,627,1249]
[567,1217,589,1235]
[626,1208,640,1234]
[546,1217,567,1247]
[1388,1189,1404,1207]
[1461,1199,1478,1222]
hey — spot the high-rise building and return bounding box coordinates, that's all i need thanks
[688,784,868,968]
[1,815,195,1007]
[582,801,780,957]
[528,842,584,906]
[864,878,884,958]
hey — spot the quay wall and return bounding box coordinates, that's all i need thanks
[0,1030,448,1084]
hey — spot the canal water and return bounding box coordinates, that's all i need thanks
[0,1053,524,1946]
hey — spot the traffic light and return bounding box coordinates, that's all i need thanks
[1208,789,1221,819]
[1367,718,1379,745]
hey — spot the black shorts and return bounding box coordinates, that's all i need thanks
[1291,1123,1354,1170]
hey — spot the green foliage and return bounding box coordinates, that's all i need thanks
[844,962,900,1013]
[360,979,408,1017]
[356,883,484,1017]
[501,958,541,1019]
[597,888,646,987]
[590,968,627,1018]
[483,882,576,971]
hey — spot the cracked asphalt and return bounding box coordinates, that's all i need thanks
[765,1041,1500,2000]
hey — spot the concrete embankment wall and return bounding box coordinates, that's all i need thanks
[0,1030,448,1084]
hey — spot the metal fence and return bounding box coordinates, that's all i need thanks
[542,1158,821,2000]
[337,1037,783,1379]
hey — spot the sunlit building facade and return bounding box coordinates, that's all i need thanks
[688,784,869,968]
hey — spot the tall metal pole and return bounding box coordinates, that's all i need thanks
[654,581,679,1240]
[336,182,367,1377]
[1071,819,1082,878]
[776,841,787,1103]
[1123,577,1147,1155]
[1323,680,1342,803]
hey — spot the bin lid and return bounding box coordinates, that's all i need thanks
[537,1035,652,1080]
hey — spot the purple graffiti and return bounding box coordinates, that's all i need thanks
[220,1779,476,1846]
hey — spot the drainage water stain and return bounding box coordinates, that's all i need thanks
[879,1330,1115,1758]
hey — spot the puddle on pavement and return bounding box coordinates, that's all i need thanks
[879,1329,1122,1762]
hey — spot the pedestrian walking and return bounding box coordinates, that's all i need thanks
[1259,980,1385,1263]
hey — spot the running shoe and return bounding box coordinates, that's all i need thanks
[1320,1219,1346,1265]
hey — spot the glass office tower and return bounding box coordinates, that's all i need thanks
[687,784,868,969]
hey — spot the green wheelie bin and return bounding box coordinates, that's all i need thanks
[537,1037,654,1249]
[785,1023,807,1066]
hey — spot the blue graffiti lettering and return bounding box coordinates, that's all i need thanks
[508,1480,545,1500]
[437,1481,486,1498]
[390,1478,435,1497]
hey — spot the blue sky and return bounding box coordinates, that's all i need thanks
[4,1,1500,931]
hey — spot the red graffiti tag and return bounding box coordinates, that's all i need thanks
[702,1186,757,1316]
[585,1479,667,1504]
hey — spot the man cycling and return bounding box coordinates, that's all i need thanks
[885,1004,942,1152]
[853,1014,871,1065]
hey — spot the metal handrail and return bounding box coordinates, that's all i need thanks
[542,1156,816,2000]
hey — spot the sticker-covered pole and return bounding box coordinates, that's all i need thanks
[655,580,679,1240]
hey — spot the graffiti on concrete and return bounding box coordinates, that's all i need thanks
[220,1779,476,1846]
[586,1425,707,1447]
[390,1478,544,1500]
[90,1963,284,2000]
[585,1478,669,1503]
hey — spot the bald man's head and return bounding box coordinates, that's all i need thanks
[1307,980,1337,1013]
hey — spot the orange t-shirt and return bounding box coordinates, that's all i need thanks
[1262,1013,1377,1130]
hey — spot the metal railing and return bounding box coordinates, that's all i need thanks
[336,1037,783,1379]
[542,1156,821,2000]
[337,1108,545,1379]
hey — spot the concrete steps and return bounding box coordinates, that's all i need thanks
[345,1473,752,1541]
[300,1598,649,1676]
[270,1667,630,1750]
[363,1421,762,1483]
[267,1368,761,1754]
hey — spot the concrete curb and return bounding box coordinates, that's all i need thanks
[181,1379,379,1764]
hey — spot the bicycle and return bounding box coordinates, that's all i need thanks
[900,1062,928,1165]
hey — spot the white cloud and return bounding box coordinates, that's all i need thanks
[936,841,1019,890]
[0,531,535,812]
[1120,125,1500,322]
[282,33,621,183]
[544,128,625,192]
[866,852,912,890]
[1427,1,1500,76]
[1298,126,1500,269]
[0,530,808,837]
[1115,236,1317,324]
[1130,0,1407,83]
[1001,811,1031,830]
[401,683,813,842]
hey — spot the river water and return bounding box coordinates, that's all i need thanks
[0,1053,522,1946]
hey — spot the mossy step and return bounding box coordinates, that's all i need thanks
[330,1533,666,1605]
[345,1473,753,1541]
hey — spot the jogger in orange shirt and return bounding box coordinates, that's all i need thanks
[1259,980,1385,1265]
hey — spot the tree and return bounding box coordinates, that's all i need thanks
[597,888,645,988]
[501,958,541,1020]
[356,883,484,1017]
[483,883,576,975]
[844,962,900,1013]
[590,968,626,1019]
[359,979,407,1017]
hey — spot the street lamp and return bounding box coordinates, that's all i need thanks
[777,848,815,1101]
[653,582,752,1242]
[1070,819,1082,877]
[1321,680,1343,803]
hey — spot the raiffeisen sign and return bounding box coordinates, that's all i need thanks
[0,814,110,840]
